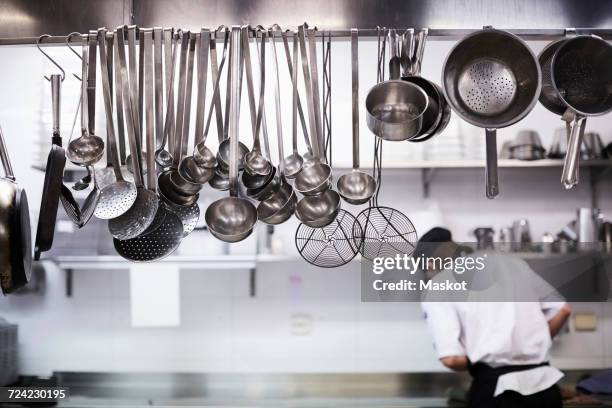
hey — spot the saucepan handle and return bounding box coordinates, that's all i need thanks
[561,115,586,189]
[485,128,499,199]
[0,125,15,180]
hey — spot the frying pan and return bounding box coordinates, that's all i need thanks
[0,125,32,294]
[442,26,541,199]
[34,74,66,260]
[539,35,612,188]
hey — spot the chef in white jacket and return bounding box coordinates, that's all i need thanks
[418,228,571,408]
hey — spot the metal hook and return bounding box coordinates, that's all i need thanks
[37,34,66,82]
[65,32,83,81]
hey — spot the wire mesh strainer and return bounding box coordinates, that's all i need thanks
[296,209,363,268]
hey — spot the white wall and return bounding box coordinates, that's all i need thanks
[0,38,611,376]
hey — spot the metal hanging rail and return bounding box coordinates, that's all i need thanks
[6,28,612,46]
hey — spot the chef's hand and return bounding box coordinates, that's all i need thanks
[440,355,469,371]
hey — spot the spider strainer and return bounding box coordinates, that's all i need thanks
[296,210,362,268]
[442,27,541,198]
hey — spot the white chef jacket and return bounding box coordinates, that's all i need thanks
[421,251,566,397]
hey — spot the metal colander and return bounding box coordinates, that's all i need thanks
[442,27,541,198]
[457,59,517,116]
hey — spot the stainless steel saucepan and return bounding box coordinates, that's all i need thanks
[365,29,429,142]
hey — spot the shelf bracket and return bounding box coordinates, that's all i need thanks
[422,168,437,198]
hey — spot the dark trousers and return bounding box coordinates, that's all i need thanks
[468,362,562,408]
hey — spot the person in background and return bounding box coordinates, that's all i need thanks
[417,227,572,408]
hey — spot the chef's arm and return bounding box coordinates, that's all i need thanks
[440,355,469,371]
[547,303,571,338]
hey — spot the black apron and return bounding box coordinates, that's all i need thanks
[468,362,562,408]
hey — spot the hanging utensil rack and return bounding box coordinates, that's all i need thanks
[8,28,612,45]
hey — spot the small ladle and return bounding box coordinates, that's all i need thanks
[216,31,249,171]
[66,34,104,166]
[180,29,224,183]
[243,26,272,177]
[293,25,332,196]
[282,30,304,179]
[155,28,176,168]
[257,27,296,225]
[337,29,376,205]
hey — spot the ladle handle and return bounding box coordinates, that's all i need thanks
[98,29,123,182]
[270,27,285,172]
[485,128,499,199]
[194,29,210,146]
[80,35,89,136]
[298,25,319,160]
[203,30,229,145]
[229,26,242,196]
[87,31,97,137]
[117,25,144,188]
[51,74,61,138]
[351,29,359,170]
[307,26,325,162]
[281,29,310,155]
[173,31,190,166]
[414,28,428,76]
[162,28,175,154]
[562,115,586,189]
[153,28,164,149]
[143,29,156,192]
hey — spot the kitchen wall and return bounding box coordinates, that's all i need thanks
[0,37,611,376]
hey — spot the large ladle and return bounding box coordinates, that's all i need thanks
[257,26,296,225]
[66,33,105,166]
[243,26,273,177]
[282,29,304,179]
[337,29,376,205]
[215,30,249,172]
[179,29,219,184]
[293,24,332,196]
[241,28,277,194]
[205,26,257,243]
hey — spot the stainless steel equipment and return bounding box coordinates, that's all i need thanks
[365,29,428,142]
[576,208,601,243]
[510,130,546,160]
[442,26,541,198]
[205,27,257,243]
[540,35,612,188]
[336,29,376,205]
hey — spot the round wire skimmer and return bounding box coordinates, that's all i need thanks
[295,209,363,268]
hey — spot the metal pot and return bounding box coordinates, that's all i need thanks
[0,125,31,294]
